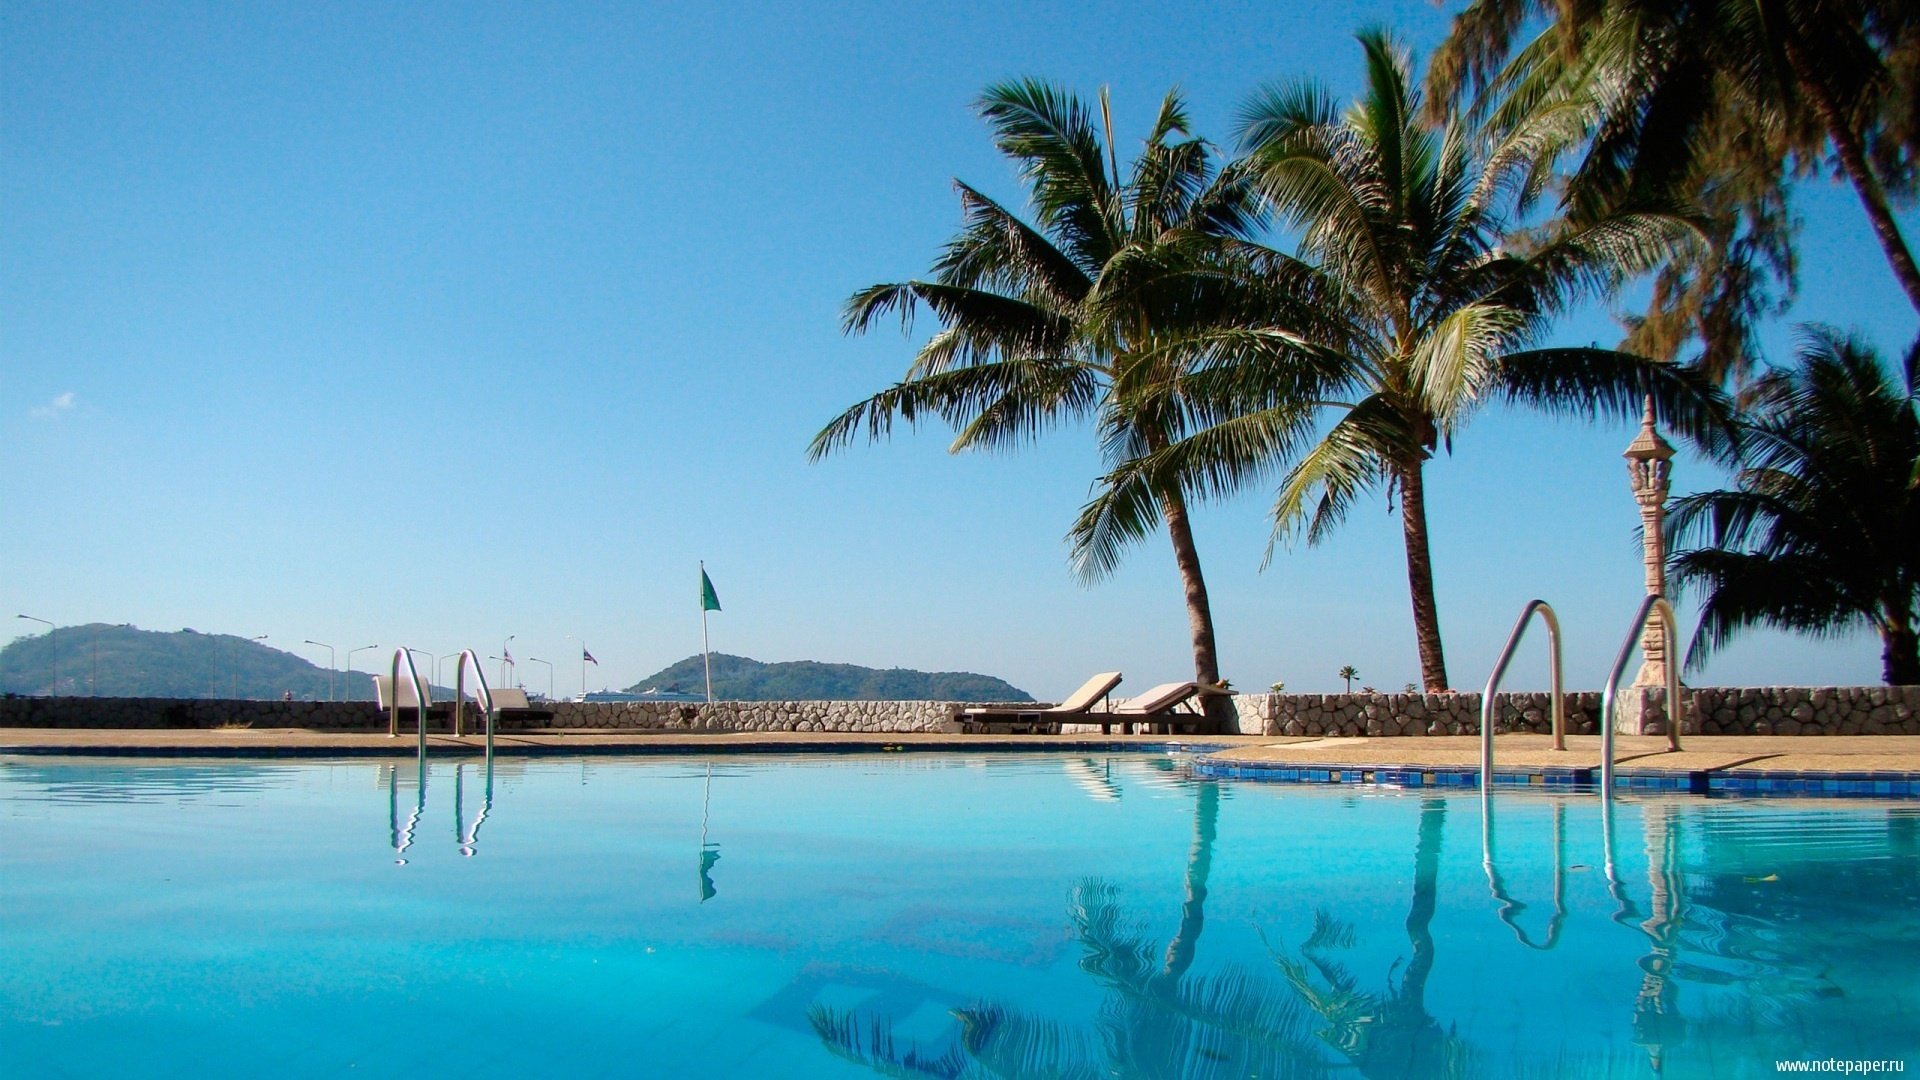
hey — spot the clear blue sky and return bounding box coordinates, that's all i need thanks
[4,2,1915,699]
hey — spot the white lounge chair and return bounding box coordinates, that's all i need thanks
[1103,681,1208,735]
[958,671,1123,734]
[372,674,434,710]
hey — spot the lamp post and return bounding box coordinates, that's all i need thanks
[16,615,54,695]
[305,640,336,701]
[181,628,217,698]
[566,634,589,699]
[1624,398,1678,734]
[231,634,267,699]
[526,657,554,700]
[406,648,434,690]
[437,652,462,689]
[1625,398,1676,688]
[346,644,380,701]
[499,635,515,687]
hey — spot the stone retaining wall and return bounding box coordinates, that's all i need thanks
[3,685,1914,736]
[1247,685,1919,737]
[521,698,957,733]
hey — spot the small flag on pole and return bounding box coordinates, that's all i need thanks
[699,562,720,703]
[583,648,597,665]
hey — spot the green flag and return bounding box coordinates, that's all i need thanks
[700,567,722,612]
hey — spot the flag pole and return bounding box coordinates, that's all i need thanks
[701,561,714,704]
[580,645,587,700]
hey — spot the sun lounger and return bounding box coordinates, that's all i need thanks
[1101,681,1208,735]
[487,687,556,726]
[957,671,1123,734]
[372,674,436,711]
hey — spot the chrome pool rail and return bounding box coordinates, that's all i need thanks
[387,648,433,762]
[1600,595,1685,797]
[1479,599,1567,797]
[451,648,495,757]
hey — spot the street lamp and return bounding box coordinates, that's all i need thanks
[566,634,588,699]
[304,640,336,701]
[16,615,55,695]
[499,635,515,687]
[526,657,554,700]
[181,628,217,698]
[437,652,462,689]
[405,649,434,692]
[233,634,267,698]
[346,644,380,701]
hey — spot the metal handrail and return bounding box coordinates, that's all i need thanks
[1600,595,1685,797]
[387,649,433,762]
[455,759,494,857]
[1480,599,1567,796]
[452,649,495,759]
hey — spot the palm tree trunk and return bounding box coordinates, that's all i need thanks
[1159,486,1235,731]
[1399,457,1450,691]
[1784,35,1920,314]
[1883,607,1919,686]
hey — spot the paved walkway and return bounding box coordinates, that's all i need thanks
[0,728,1914,775]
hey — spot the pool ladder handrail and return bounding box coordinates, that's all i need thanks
[1479,599,1567,796]
[450,649,496,759]
[387,649,433,760]
[1600,595,1685,797]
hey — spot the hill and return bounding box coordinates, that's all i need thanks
[626,654,1033,702]
[0,624,449,700]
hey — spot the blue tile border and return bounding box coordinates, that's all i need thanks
[1187,756,1920,799]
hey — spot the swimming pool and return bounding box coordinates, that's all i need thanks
[3,752,1914,1077]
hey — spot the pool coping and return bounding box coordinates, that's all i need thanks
[1190,756,1920,798]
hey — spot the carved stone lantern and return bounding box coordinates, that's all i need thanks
[1624,397,1676,694]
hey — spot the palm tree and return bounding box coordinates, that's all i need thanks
[1668,327,1920,684]
[809,81,1264,728]
[1338,665,1360,693]
[1430,0,1920,348]
[1085,31,1731,691]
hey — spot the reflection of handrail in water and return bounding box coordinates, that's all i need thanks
[455,759,495,857]
[1481,797,1567,949]
[389,758,426,865]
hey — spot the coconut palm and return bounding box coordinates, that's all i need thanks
[1082,31,1732,691]
[1430,0,1920,350]
[1338,665,1360,693]
[1668,327,1920,684]
[809,81,1266,728]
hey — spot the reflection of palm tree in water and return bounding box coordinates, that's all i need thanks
[814,778,1332,1078]
[1273,797,1473,1079]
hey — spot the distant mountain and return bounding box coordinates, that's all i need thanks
[0,624,448,700]
[626,654,1033,702]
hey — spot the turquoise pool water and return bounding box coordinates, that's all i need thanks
[2,752,1915,1078]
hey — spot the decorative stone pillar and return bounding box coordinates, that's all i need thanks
[1623,398,1676,731]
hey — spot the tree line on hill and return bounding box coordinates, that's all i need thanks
[625,654,1032,702]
